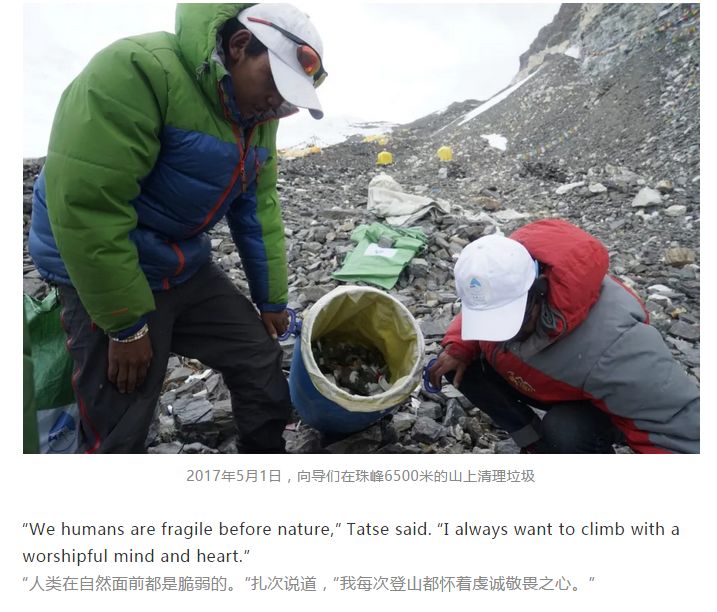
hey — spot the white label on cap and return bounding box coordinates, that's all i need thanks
[365,244,398,258]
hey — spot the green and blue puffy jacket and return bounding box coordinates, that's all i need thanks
[29,3,294,334]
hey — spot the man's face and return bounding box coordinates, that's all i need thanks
[228,32,284,120]
[510,277,546,342]
[511,302,540,342]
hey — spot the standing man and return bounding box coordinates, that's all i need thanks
[28,3,328,453]
[429,219,699,453]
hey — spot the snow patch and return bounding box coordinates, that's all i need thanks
[277,113,396,150]
[564,45,581,59]
[458,67,542,126]
[480,133,507,151]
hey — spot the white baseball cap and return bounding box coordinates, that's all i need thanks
[454,234,538,341]
[239,4,325,119]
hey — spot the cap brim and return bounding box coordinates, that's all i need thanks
[461,292,529,341]
[268,51,323,119]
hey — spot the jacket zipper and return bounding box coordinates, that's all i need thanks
[171,82,273,285]
[188,83,253,236]
[194,82,278,234]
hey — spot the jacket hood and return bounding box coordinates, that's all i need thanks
[509,219,609,337]
[175,3,249,75]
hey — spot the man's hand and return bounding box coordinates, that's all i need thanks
[108,334,153,394]
[261,310,289,340]
[428,349,471,390]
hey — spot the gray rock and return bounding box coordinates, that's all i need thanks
[419,318,449,339]
[647,284,683,299]
[212,400,234,433]
[409,258,430,278]
[147,441,184,454]
[664,247,695,267]
[632,187,663,207]
[165,366,194,384]
[378,443,423,454]
[461,417,488,445]
[284,426,324,453]
[391,412,417,433]
[179,442,221,454]
[669,321,700,341]
[324,426,383,453]
[153,414,177,444]
[173,398,214,427]
[664,205,687,217]
[147,441,219,454]
[417,400,443,420]
[645,300,666,314]
[608,168,642,187]
[411,417,445,444]
[475,195,502,211]
[173,398,219,445]
[555,181,585,194]
[494,438,522,454]
[218,437,239,453]
[442,399,467,427]
[299,285,334,303]
[655,179,674,193]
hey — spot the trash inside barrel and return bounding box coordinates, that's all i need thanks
[289,286,425,435]
[312,337,392,397]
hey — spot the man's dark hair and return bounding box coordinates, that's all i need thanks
[220,19,268,59]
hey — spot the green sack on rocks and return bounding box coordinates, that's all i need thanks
[23,290,80,453]
[23,309,39,453]
[332,223,427,289]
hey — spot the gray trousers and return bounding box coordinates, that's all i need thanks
[58,263,292,453]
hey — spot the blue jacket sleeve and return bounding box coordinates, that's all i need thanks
[225,144,287,312]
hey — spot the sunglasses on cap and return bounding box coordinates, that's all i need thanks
[247,16,328,88]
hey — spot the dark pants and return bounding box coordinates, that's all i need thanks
[58,263,292,453]
[450,358,623,453]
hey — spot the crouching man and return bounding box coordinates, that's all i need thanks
[429,219,699,453]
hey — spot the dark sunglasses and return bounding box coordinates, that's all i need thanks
[247,16,328,88]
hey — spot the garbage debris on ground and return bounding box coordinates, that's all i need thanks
[24,290,80,453]
[367,173,451,226]
[278,145,322,160]
[311,335,391,397]
[363,134,390,145]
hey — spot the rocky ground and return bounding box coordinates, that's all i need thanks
[22,3,699,454]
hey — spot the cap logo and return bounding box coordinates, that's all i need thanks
[465,277,490,308]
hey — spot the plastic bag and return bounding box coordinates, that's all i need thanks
[23,289,80,453]
[332,223,427,289]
